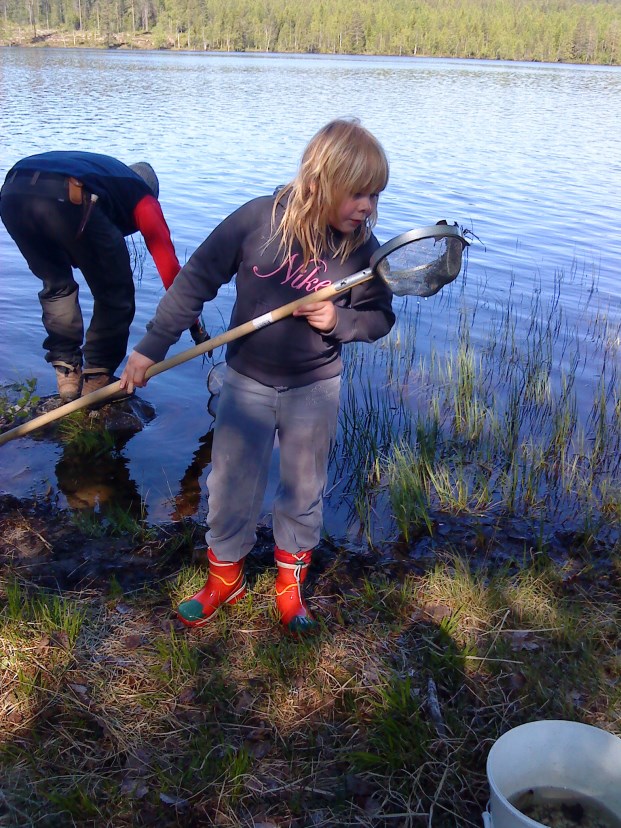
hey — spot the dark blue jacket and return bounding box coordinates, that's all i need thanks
[6,151,151,236]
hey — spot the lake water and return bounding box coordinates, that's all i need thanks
[1,48,620,536]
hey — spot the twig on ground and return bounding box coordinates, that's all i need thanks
[426,676,448,739]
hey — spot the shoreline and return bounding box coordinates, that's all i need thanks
[1,30,618,67]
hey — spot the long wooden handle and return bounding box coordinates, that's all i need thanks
[0,271,373,446]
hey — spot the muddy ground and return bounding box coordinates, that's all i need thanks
[1,486,619,607]
[1,393,619,600]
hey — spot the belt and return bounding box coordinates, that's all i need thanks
[1,170,99,237]
[1,170,74,200]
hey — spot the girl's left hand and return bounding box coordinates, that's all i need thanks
[292,300,337,333]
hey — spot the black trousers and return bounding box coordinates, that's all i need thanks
[0,178,135,374]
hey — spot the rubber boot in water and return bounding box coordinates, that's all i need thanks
[177,549,246,628]
[274,547,318,635]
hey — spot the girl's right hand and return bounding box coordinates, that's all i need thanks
[119,351,156,392]
[292,300,337,332]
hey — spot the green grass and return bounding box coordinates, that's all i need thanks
[70,500,155,540]
[334,264,621,550]
[0,548,619,826]
[57,411,116,453]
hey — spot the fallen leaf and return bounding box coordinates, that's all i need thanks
[234,690,255,712]
[125,749,152,773]
[244,726,271,742]
[421,602,453,623]
[509,631,540,651]
[159,618,184,633]
[178,688,196,705]
[33,634,51,651]
[121,777,149,799]
[159,792,188,807]
[245,739,272,759]
[6,708,24,724]
[115,603,133,614]
[122,634,144,650]
[363,666,381,685]
[508,672,527,690]
[50,630,70,650]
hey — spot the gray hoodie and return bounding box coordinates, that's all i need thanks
[135,195,395,387]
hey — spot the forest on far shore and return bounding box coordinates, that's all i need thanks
[1,0,620,64]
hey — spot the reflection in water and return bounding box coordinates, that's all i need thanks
[171,430,213,520]
[55,432,143,517]
[49,396,158,519]
[53,426,214,523]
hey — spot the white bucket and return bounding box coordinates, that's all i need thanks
[483,719,621,827]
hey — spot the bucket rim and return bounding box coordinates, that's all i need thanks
[488,719,621,765]
[486,719,621,827]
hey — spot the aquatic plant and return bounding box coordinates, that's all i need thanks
[0,378,39,427]
[333,261,621,549]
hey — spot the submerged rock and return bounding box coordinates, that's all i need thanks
[33,393,157,439]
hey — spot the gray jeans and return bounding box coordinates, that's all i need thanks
[205,367,341,562]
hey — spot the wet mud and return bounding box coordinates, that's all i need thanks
[1,394,619,598]
[1,485,618,601]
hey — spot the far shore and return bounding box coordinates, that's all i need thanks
[1,27,616,67]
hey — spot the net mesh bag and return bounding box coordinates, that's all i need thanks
[376,236,465,297]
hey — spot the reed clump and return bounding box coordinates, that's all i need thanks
[334,263,621,551]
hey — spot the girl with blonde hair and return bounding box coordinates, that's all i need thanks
[120,118,395,634]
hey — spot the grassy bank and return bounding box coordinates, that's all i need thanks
[0,534,619,826]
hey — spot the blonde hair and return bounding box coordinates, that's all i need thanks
[271,118,389,266]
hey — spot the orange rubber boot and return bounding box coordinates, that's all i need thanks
[274,547,318,635]
[177,549,246,628]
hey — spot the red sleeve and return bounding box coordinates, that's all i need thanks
[132,195,181,290]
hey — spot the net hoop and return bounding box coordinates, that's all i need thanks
[370,224,468,270]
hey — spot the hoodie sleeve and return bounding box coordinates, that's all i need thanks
[324,234,396,344]
[326,275,396,344]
